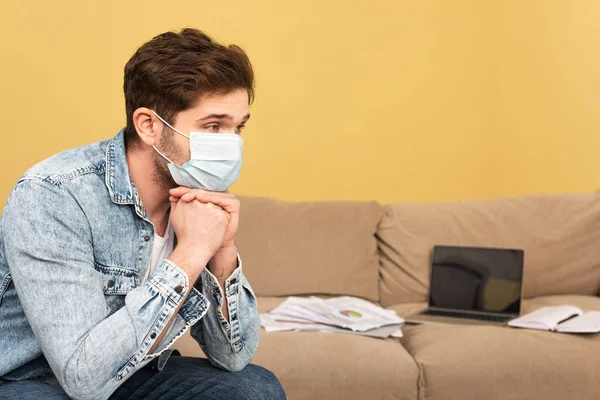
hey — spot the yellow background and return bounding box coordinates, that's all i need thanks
[1,0,600,206]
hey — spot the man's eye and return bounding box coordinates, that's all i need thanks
[236,125,246,134]
[205,125,219,132]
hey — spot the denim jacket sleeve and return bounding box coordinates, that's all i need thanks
[190,257,261,372]
[2,179,258,399]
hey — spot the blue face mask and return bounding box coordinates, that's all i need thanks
[152,111,244,192]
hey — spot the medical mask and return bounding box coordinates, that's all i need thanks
[152,111,244,192]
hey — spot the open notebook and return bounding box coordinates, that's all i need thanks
[508,306,600,333]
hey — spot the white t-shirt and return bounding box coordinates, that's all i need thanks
[142,220,175,284]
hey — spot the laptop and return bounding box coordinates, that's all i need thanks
[406,245,524,326]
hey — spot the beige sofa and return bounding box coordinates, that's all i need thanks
[174,193,600,400]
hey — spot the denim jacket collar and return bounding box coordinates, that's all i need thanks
[105,129,147,220]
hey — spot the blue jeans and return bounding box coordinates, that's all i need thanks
[0,380,70,400]
[0,356,286,400]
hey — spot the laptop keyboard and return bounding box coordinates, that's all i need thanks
[423,309,509,322]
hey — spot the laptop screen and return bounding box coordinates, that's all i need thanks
[429,245,524,315]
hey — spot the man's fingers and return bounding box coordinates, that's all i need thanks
[174,192,208,203]
[170,187,221,197]
[183,192,239,212]
[169,188,238,216]
[169,186,235,199]
[169,187,194,196]
[216,190,234,198]
[181,192,196,202]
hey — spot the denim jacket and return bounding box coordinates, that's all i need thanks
[0,130,260,400]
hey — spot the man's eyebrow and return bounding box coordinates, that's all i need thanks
[197,113,251,122]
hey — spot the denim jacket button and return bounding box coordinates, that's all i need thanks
[106,280,115,288]
[143,235,151,242]
[174,285,183,294]
[150,332,157,339]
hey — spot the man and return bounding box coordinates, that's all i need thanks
[0,28,286,400]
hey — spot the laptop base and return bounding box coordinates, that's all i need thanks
[406,312,511,326]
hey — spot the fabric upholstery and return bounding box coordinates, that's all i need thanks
[235,196,383,301]
[399,295,600,400]
[377,193,600,306]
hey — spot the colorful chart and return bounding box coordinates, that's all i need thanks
[340,310,362,318]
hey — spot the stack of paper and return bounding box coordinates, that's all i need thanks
[260,296,404,338]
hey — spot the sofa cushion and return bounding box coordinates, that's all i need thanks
[377,193,600,306]
[174,296,419,400]
[235,196,383,301]
[399,295,600,400]
[388,302,428,318]
[253,330,419,400]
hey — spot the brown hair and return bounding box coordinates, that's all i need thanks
[123,28,254,148]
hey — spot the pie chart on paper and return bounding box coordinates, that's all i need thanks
[340,310,362,318]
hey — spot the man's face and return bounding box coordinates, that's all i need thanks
[153,88,250,188]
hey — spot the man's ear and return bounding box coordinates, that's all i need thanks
[132,107,161,146]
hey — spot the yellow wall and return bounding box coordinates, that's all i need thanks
[1,0,600,207]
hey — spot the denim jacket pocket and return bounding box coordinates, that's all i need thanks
[94,262,138,312]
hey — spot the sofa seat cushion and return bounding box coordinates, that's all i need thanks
[249,329,419,400]
[174,296,419,400]
[399,295,600,400]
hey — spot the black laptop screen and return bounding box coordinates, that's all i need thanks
[429,246,524,314]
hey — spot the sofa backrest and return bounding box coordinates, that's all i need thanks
[377,193,600,307]
[236,196,383,302]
